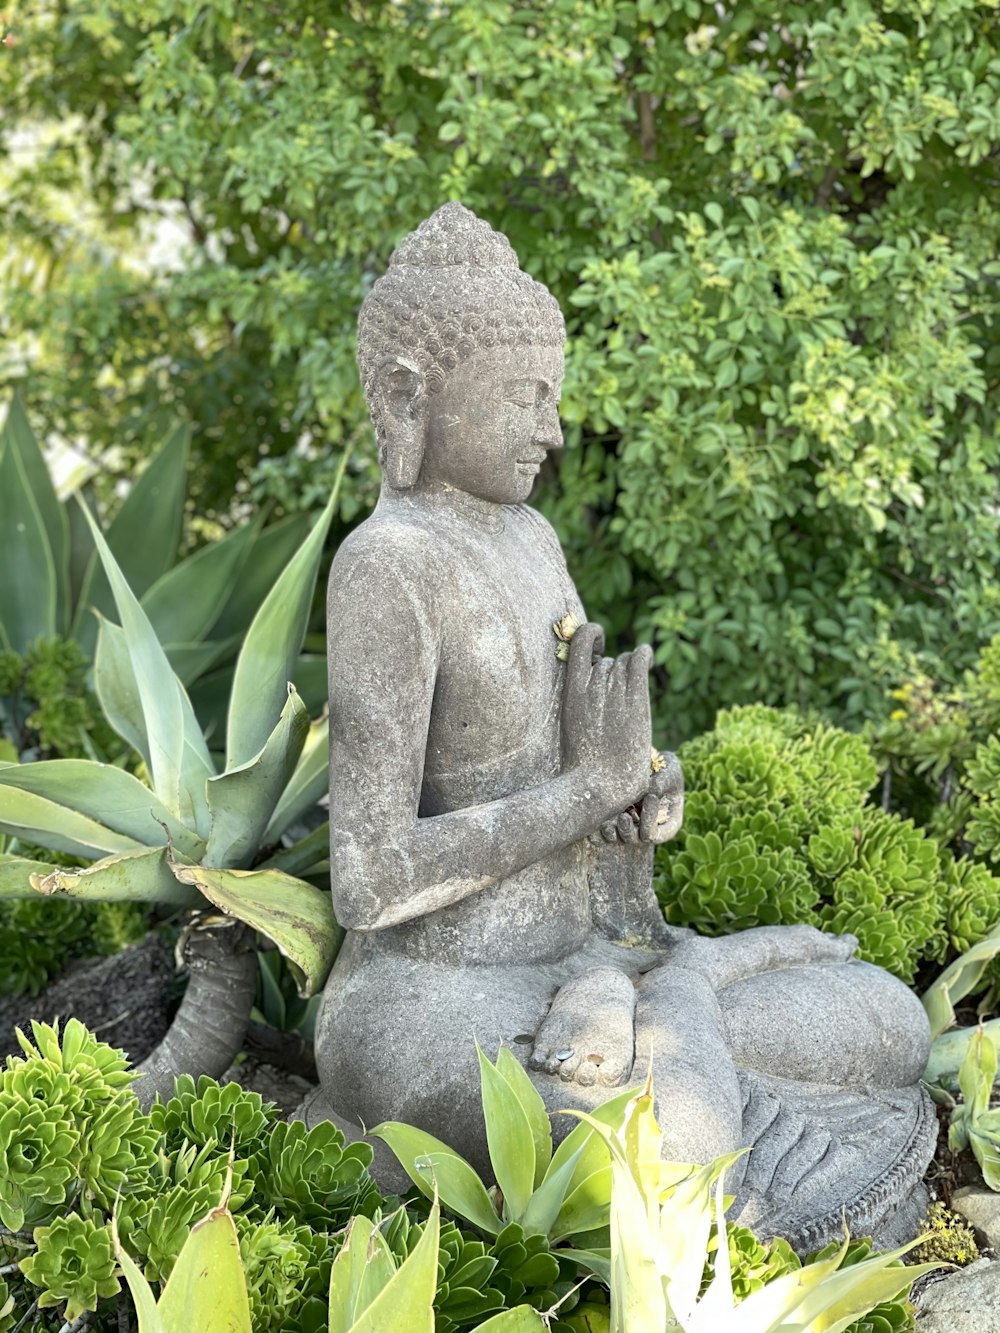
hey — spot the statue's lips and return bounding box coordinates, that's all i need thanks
[516,458,545,471]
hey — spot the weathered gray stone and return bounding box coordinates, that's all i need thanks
[953,1187,1000,1251]
[915,1259,1000,1331]
[307,201,936,1252]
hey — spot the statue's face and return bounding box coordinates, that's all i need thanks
[421,344,564,504]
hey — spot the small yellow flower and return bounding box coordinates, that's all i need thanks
[650,748,666,774]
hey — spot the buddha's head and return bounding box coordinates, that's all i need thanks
[358,203,566,504]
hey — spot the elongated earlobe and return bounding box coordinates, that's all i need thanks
[374,356,427,490]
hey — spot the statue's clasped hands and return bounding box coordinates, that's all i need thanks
[560,621,682,841]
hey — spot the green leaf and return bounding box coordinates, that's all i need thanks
[263,715,328,842]
[112,1216,167,1333]
[157,1203,253,1333]
[261,822,328,876]
[0,414,57,651]
[0,783,145,859]
[141,515,259,646]
[204,686,309,868]
[347,1198,439,1333]
[29,846,201,907]
[164,636,244,687]
[81,497,215,832]
[209,514,310,641]
[226,460,345,768]
[923,924,1000,1040]
[2,393,69,634]
[170,860,339,995]
[473,1309,547,1331]
[328,1215,393,1333]
[0,853,58,897]
[477,1044,536,1222]
[519,1142,587,1240]
[495,1046,552,1187]
[93,616,151,768]
[368,1122,502,1235]
[0,759,205,859]
[74,423,190,653]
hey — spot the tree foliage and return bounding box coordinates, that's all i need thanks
[2,0,998,735]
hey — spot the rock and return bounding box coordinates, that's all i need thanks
[916,1258,1000,1330]
[952,1186,1000,1251]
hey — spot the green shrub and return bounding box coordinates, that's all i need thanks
[0,636,116,762]
[4,2,997,737]
[656,704,978,984]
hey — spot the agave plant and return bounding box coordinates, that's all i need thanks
[0,392,317,703]
[572,1077,940,1333]
[0,473,345,1101]
[372,1043,632,1255]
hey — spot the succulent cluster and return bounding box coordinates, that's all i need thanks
[910,1202,979,1269]
[656,704,964,982]
[0,636,115,762]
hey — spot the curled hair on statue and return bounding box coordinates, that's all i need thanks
[358,202,564,439]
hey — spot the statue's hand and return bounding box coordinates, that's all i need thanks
[529,966,636,1089]
[561,623,652,812]
[594,749,684,846]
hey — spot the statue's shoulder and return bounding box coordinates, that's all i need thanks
[329,508,441,607]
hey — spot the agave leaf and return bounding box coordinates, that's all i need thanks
[925,1018,1000,1088]
[209,512,310,640]
[66,481,95,616]
[112,1214,167,1333]
[564,1247,612,1285]
[923,924,1000,1041]
[170,861,339,995]
[548,1163,613,1242]
[164,637,244,687]
[547,1086,636,1189]
[519,1142,587,1240]
[204,687,309,869]
[0,853,58,897]
[0,784,144,859]
[74,423,190,654]
[260,822,329,876]
[93,616,151,767]
[30,846,201,907]
[0,759,205,859]
[327,1214,398,1332]
[80,497,214,833]
[141,514,259,646]
[368,1122,502,1236]
[0,415,57,651]
[607,1139,666,1333]
[472,1310,548,1332]
[2,393,69,634]
[347,1197,439,1333]
[659,1155,743,1325]
[263,714,328,842]
[477,1043,536,1222]
[226,457,346,768]
[496,1045,552,1188]
[157,1202,253,1333]
[782,1250,935,1333]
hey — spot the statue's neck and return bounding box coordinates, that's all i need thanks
[380,479,507,533]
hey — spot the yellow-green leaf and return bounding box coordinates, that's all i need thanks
[171,860,339,995]
[157,1204,252,1333]
[30,846,201,908]
[369,1122,502,1236]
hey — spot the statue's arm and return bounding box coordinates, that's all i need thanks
[328,558,652,932]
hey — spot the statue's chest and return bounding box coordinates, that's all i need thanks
[422,532,581,800]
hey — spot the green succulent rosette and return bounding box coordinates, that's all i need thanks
[254,1119,376,1228]
[19,1214,120,1323]
[0,1098,79,1231]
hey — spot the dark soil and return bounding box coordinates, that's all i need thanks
[0,932,175,1065]
[0,933,320,1114]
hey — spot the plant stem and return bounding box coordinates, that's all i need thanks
[132,919,257,1108]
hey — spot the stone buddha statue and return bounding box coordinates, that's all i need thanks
[306,202,935,1251]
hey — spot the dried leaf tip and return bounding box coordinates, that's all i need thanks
[552,610,582,661]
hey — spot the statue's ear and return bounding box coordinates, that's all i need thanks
[373,355,427,490]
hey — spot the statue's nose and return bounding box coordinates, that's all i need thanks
[535,403,563,453]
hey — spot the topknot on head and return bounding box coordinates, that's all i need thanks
[389,201,519,270]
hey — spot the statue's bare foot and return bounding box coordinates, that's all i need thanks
[530,966,636,1088]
